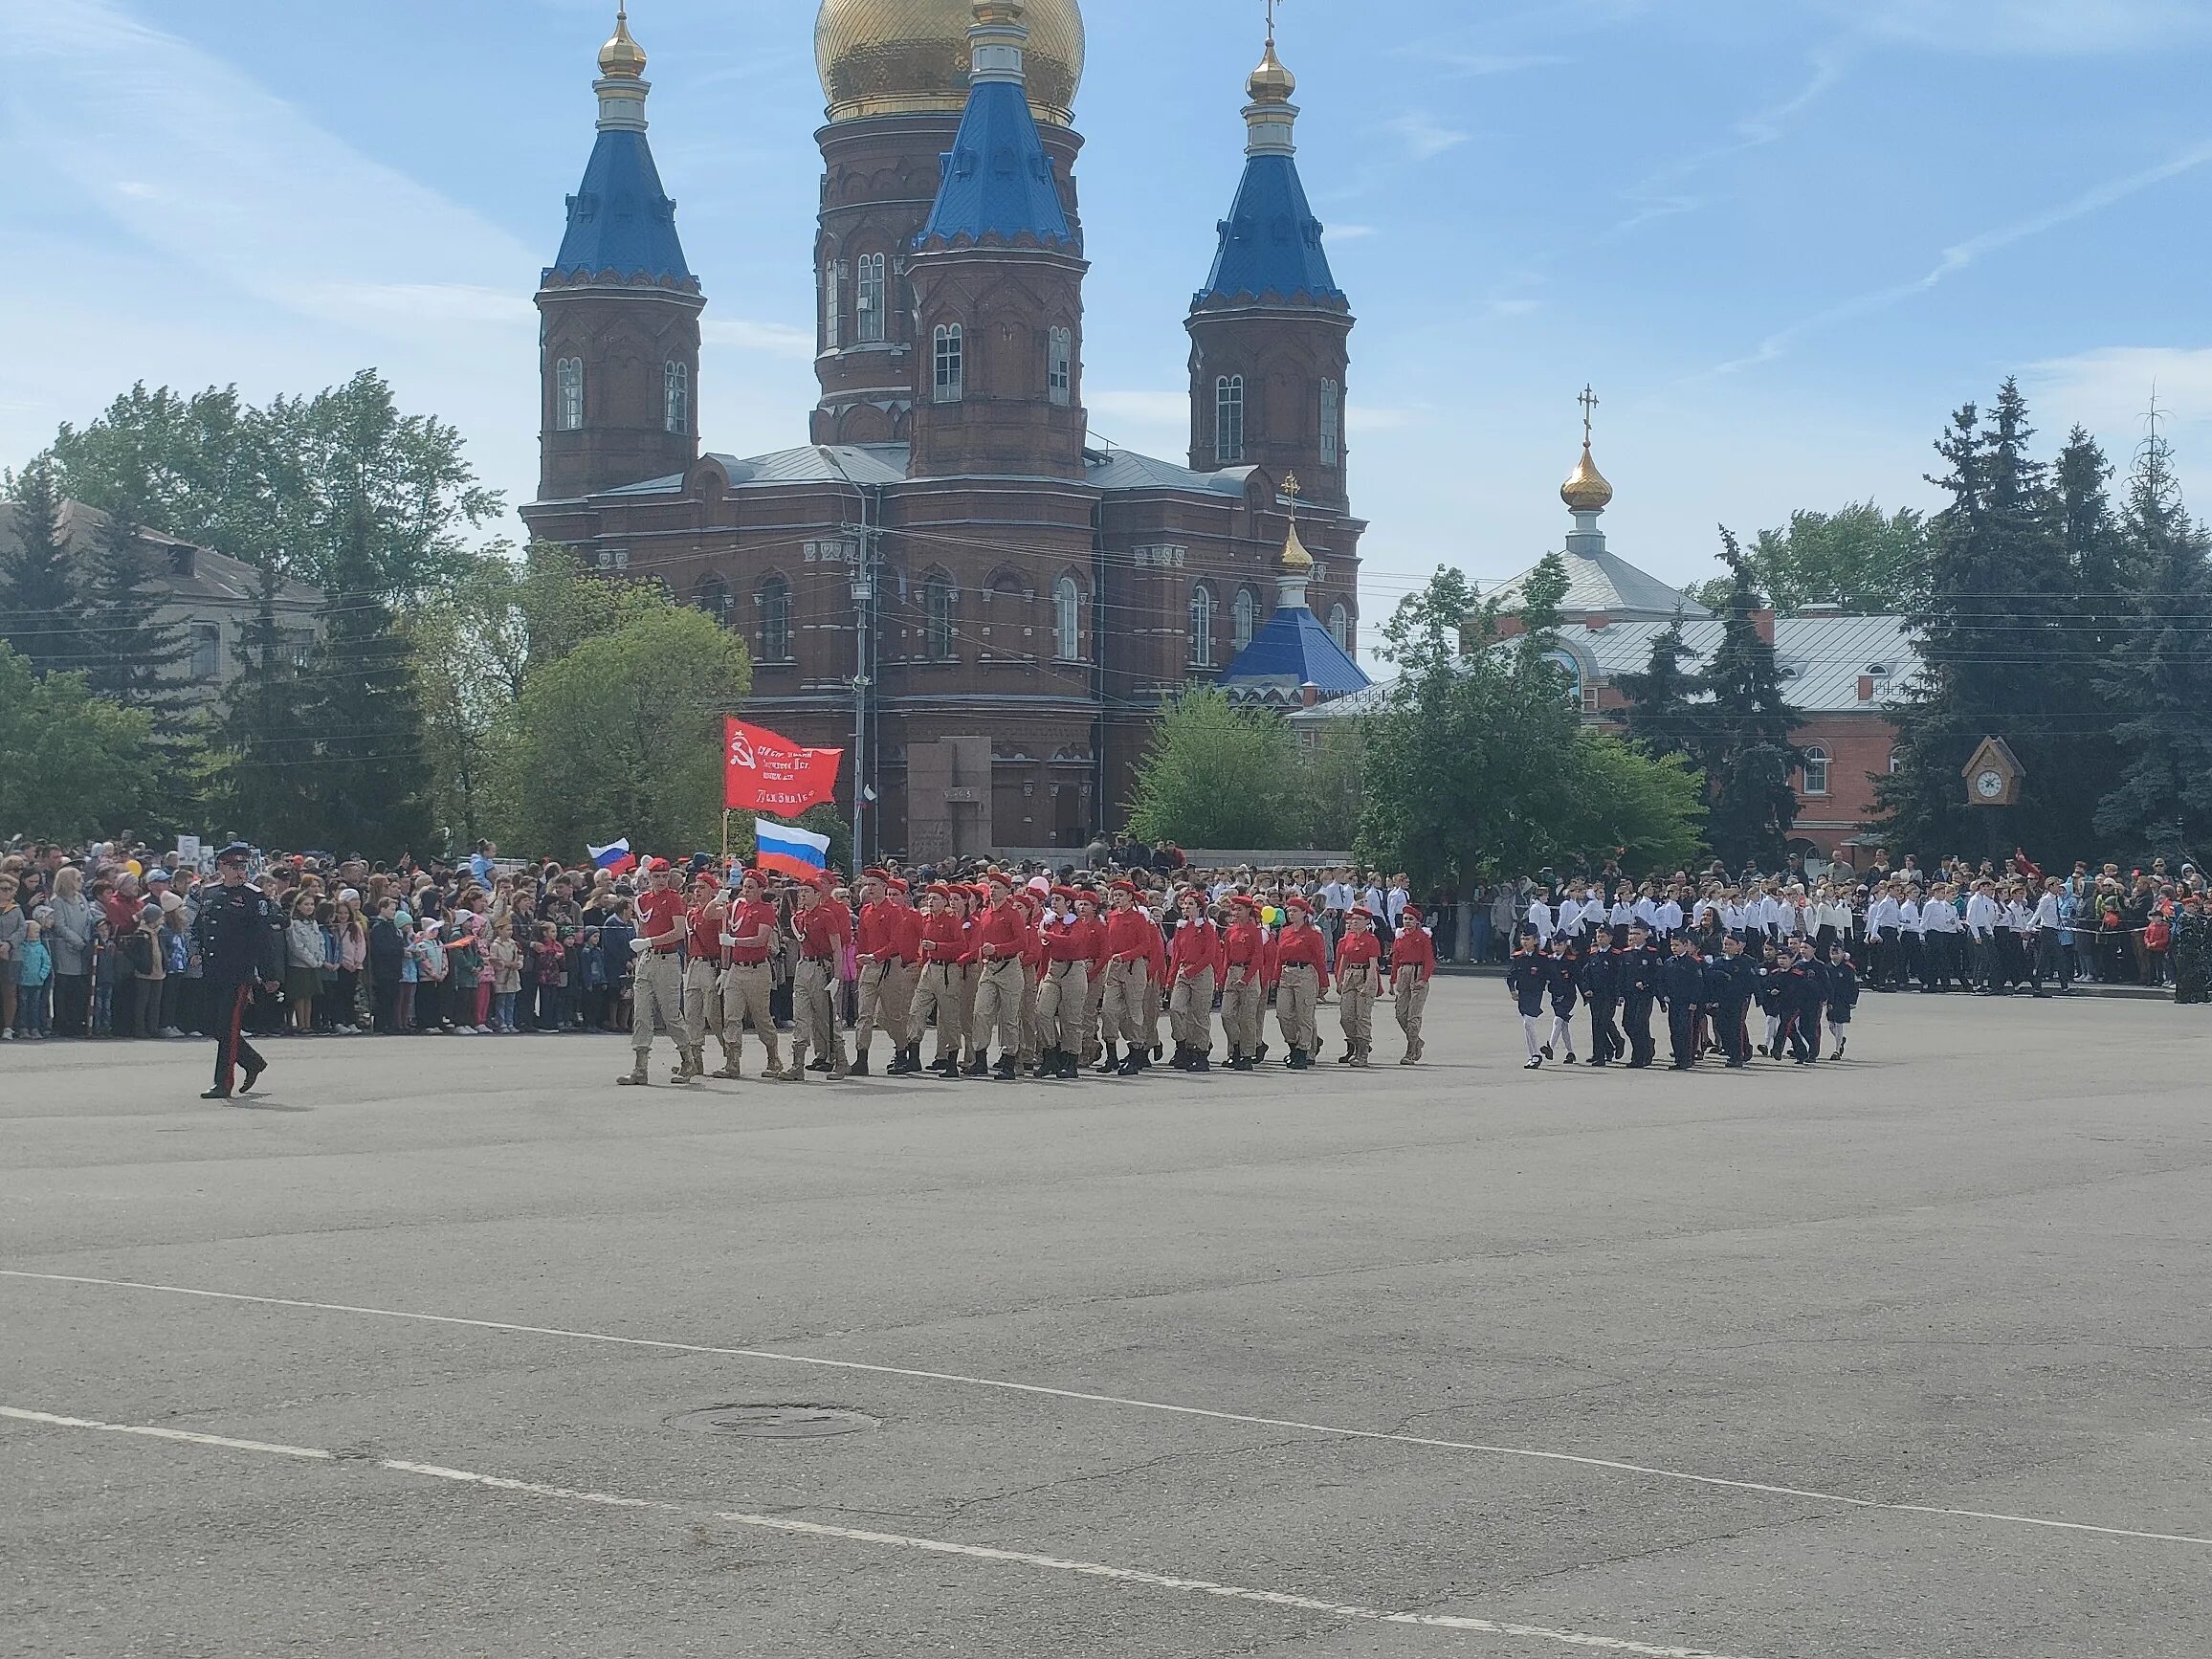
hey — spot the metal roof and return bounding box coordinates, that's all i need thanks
[0,500,321,609]
[1217,602,1371,698]
[1549,612,1919,713]
[917,80,1078,252]
[592,445,1271,501]
[545,128,696,288]
[1488,545,1713,621]
[1194,152,1346,309]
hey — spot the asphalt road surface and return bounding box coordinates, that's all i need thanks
[4,984,2208,1659]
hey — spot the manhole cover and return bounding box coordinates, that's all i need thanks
[671,1405,879,1440]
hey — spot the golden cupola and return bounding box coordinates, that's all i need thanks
[1247,38,1295,105]
[815,0,1085,126]
[598,6,647,80]
[1560,442,1614,514]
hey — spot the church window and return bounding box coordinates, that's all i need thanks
[1054,576,1081,660]
[824,260,842,348]
[857,254,887,343]
[1232,587,1257,653]
[759,577,792,661]
[1320,379,1340,465]
[1048,327,1073,406]
[934,323,963,402]
[692,576,731,628]
[556,358,585,431]
[189,621,222,683]
[1802,746,1831,797]
[926,574,956,658]
[1328,604,1350,653]
[664,362,689,435]
[1189,583,1218,669]
[1214,376,1245,464]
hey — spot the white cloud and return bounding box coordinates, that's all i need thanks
[1329,224,1379,242]
[2024,347,2212,426]
[1387,112,1472,162]
[701,319,819,360]
[1427,51,1569,76]
[1844,0,2212,54]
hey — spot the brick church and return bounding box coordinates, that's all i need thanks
[520,1,1370,862]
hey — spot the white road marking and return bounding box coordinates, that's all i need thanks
[1,1404,1761,1659]
[6,1267,2208,1550]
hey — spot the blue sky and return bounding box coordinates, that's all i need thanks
[5,0,2212,632]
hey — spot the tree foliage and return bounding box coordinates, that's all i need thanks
[0,646,158,841]
[2,456,86,676]
[497,595,753,860]
[1878,382,2123,863]
[1694,533,1805,869]
[1690,502,1931,616]
[1127,687,1311,849]
[1354,561,1705,887]
[80,508,195,754]
[46,371,502,600]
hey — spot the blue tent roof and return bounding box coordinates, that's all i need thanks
[918,80,1077,250]
[547,128,694,285]
[1218,601,1370,697]
[1195,153,1342,307]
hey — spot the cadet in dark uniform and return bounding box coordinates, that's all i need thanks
[1578,937,1620,1068]
[1784,940,1825,1065]
[1822,944,1859,1059]
[196,843,281,1100]
[1506,927,1550,1070]
[1619,924,1660,1069]
[1659,935,1705,1071]
[1712,933,1758,1068]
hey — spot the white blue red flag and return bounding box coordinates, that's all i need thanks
[588,838,637,876]
[754,818,830,883]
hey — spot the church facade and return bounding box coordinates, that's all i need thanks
[520,1,1368,862]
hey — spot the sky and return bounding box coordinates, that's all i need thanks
[5,0,2212,637]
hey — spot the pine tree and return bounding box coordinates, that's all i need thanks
[1693,532,1803,871]
[80,508,196,757]
[2092,415,2212,860]
[1,455,88,676]
[1611,611,1701,761]
[213,567,320,850]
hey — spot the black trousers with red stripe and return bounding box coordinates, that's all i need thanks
[211,979,267,1094]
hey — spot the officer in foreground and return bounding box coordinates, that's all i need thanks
[197,843,281,1100]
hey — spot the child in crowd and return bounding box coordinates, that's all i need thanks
[92,914,123,1036]
[531,921,569,1032]
[489,919,522,1032]
[412,920,450,1033]
[449,921,484,1034]
[15,921,53,1038]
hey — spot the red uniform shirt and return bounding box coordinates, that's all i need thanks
[636,888,686,954]
[721,898,778,965]
[975,899,1029,962]
[687,901,724,963]
[856,901,904,964]
[914,911,964,967]
[1392,926,1437,981]
[1048,915,1106,971]
[1104,908,1156,965]
[896,905,924,963]
[793,900,850,962]
[1222,918,1264,978]
[1169,919,1222,980]
[1336,929,1383,974]
[1274,920,1329,988]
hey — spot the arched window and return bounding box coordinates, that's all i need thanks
[823,258,842,348]
[1054,576,1081,660]
[758,577,791,661]
[692,576,731,628]
[1320,378,1341,465]
[1802,745,1831,796]
[1189,583,1218,668]
[556,359,585,431]
[1328,604,1351,653]
[857,254,887,343]
[925,573,956,658]
[1232,587,1258,653]
[1214,376,1244,464]
[664,362,689,435]
[1048,326,1073,406]
[933,323,963,403]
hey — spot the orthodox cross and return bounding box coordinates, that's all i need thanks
[1579,384,1599,447]
[1282,471,1302,518]
[1266,0,1280,46]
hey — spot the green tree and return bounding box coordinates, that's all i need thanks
[1296,722,1367,851]
[1556,734,1709,875]
[48,371,502,600]
[0,646,158,840]
[1610,610,1701,760]
[1692,532,1804,870]
[1,455,87,676]
[1689,502,1932,616]
[2092,420,2212,861]
[1127,686,1307,848]
[498,597,753,859]
[1879,381,2112,862]
[79,508,196,758]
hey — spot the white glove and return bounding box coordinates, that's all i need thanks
[630,939,651,956]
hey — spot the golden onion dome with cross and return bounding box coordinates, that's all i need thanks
[1561,442,1614,513]
[598,6,647,79]
[815,0,1086,126]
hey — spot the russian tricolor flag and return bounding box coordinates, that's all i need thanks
[588,838,637,876]
[754,817,830,883]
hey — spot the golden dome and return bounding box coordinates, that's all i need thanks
[1561,442,1614,513]
[816,0,1085,126]
[598,7,647,79]
[1248,38,1295,105]
[1281,518,1316,573]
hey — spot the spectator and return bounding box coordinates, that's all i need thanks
[45,866,94,1037]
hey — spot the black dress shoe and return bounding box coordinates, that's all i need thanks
[239,1063,266,1095]
[200,1087,232,1100]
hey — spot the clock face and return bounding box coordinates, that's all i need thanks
[1976,769,2005,800]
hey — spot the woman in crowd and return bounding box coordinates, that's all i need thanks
[44,865,94,1037]
[285,896,323,1035]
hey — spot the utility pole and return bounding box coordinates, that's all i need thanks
[848,498,878,871]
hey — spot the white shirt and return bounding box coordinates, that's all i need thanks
[1386,887,1411,926]
[1655,899,1684,936]
[1868,895,1900,931]
[2032,893,2061,930]
[1610,900,1635,926]
[1526,898,1555,943]
[1633,896,1660,927]
[2003,899,2032,931]
[1899,900,1921,934]
[1964,894,2000,938]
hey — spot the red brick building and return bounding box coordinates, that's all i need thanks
[520,3,1368,861]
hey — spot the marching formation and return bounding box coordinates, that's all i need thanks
[627,861,1438,1087]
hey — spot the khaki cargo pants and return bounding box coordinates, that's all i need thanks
[1221,967,1264,1056]
[1392,968,1428,1060]
[1100,958,1149,1047]
[631,951,682,1056]
[718,961,778,1073]
[793,957,844,1073]
[854,958,912,1063]
[971,958,1025,1057]
[1168,968,1216,1053]
[1338,964,1377,1060]
[911,962,965,1066]
[682,956,723,1053]
[1276,962,1319,1055]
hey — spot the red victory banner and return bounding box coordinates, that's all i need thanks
[724,719,844,814]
